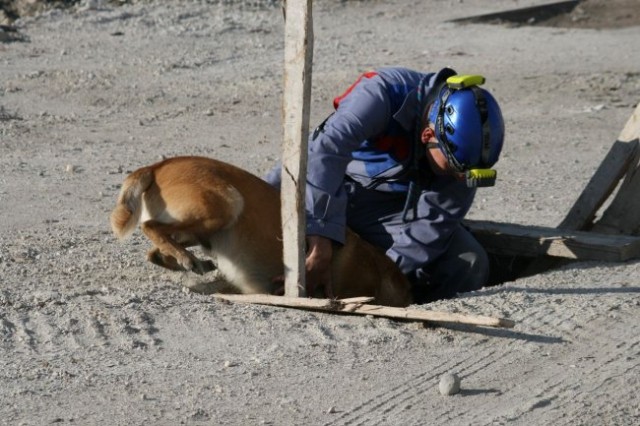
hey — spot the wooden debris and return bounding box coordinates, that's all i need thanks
[466,219,640,261]
[559,103,640,233]
[213,294,515,329]
[474,102,640,280]
[338,304,515,328]
[557,140,639,231]
[592,104,640,235]
[470,103,640,269]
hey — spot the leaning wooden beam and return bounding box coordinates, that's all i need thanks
[558,103,640,232]
[281,0,314,297]
[557,140,639,231]
[214,294,515,329]
[466,219,640,261]
[517,103,640,276]
[592,103,640,235]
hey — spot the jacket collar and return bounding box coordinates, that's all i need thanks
[393,67,457,132]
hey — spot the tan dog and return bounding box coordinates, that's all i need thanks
[110,156,412,307]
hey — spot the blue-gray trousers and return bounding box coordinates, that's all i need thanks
[342,179,488,303]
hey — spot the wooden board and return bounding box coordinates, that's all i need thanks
[592,104,640,235]
[558,103,640,232]
[214,294,515,329]
[465,219,640,261]
[281,0,314,297]
[522,103,640,276]
[617,103,640,143]
[557,140,639,231]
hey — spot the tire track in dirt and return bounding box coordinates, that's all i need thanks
[455,293,639,425]
[484,291,638,420]
[322,285,639,425]
[321,294,566,425]
[535,309,640,425]
[484,333,639,424]
[323,349,502,426]
[0,298,163,355]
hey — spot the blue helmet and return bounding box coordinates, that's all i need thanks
[427,78,504,172]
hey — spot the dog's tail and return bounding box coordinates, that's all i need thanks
[110,167,155,240]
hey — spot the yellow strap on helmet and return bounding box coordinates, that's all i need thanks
[446,74,486,90]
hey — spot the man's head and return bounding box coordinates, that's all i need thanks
[421,75,504,185]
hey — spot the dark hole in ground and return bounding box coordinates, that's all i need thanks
[485,253,574,287]
[449,0,640,30]
[450,0,581,27]
[449,0,581,27]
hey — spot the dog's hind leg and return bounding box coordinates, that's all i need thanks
[146,247,216,274]
[141,220,215,275]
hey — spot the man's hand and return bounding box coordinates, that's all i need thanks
[305,235,334,299]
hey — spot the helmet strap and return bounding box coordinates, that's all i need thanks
[470,86,491,167]
[413,77,447,168]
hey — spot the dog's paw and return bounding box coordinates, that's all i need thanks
[148,249,187,272]
[200,260,217,273]
[191,259,217,275]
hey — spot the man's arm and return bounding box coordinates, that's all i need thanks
[303,73,392,296]
[305,74,392,243]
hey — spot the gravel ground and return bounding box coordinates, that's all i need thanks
[1,0,639,424]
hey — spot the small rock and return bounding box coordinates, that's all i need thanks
[78,0,102,11]
[439,372,461,396]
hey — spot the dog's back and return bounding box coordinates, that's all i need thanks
[111,156,412,306]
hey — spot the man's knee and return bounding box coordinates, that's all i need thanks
[424,234,489,301]
[458,247,489,292]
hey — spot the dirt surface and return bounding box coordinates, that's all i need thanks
[541,0,640,29]
[2,0,640,29]
[465,0,640,29]
[1,0,640,425]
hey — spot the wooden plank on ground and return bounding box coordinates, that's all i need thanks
[281,0,314,297]
[214,294,515,329]
[558,103,640,232]
[592,104,640,235]
[465,219,640,261]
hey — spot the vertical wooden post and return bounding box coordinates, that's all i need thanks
[282,0,314,297]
